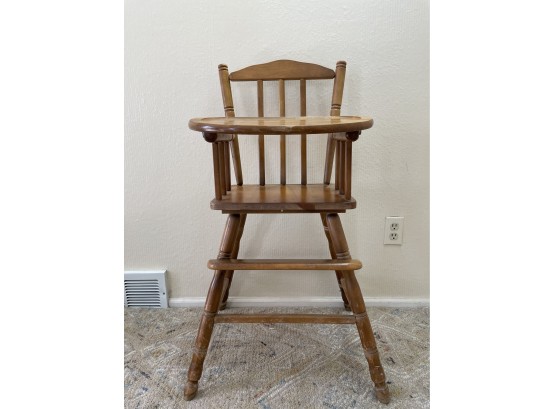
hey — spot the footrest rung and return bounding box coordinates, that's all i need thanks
[207,258,362,271]
[214,313,356,324]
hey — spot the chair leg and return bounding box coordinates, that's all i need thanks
[184,214,242,401]
[219,213,247,310]
[320,213,351,311]
[326,213,391,404]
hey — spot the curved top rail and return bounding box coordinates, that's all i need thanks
[228,60,338,81]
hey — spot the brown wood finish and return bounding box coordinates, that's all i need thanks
[324,138,336,185]
[220,213,247,311]
[218,64,243,185]
[344,141,349,194]
[331,131,360,142]
[214,314,356,324]
[211,143,222,200]
[189,115,373,135]
[326,213,391,404]
[210,184,356,212]
[229,59,335,81]
[208,258,362,271]
[338,141,344,194]
[218,64,235,116]
[203,132,234,143]
[217,142,226,195]
[331,61,346,115]
[320,213,351,311]
[257,80,265,186]
[345,141,352,200]
[279,79,286,185]
[186,60,390,405]
[231,137,243,186]
[335,141,340,190]
[223,141,231,192]
[324,61,346,184]
[300,79,307,185]
[185,214,242,401]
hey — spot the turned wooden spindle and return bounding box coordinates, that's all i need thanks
[335,143,340,190]
[217,142,226,195]
[279,79,286,185]
[331,61,346,116]
[210,139,221,200]
[320,213,351,310]
[342,141,347,195]
[185,214,242,401]
[324,61,346,185]
[218,64,243,186]
[257,80,265,186]
[329,131,359,199]
[338,141,344,194]
[223,141,231,192]
[300,78,307,185]
[326,213,390,404]
[324,137,336,186]
[219,213,247,310]
[345,140,352,200]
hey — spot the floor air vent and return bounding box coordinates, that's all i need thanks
[124,270,168,308]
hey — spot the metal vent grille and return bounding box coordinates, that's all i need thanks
[124,270,168,308]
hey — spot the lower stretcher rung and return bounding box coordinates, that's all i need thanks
[214,313,356,324]
[207,258,362,271]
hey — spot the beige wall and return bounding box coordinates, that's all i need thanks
[125,0,429,303]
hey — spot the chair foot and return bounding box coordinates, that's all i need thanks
[219,301,227,311]
[184,381,198,401]
[343,302,351,311]
[375,385,391,404]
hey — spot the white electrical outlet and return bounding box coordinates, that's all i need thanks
[384,216,404,245]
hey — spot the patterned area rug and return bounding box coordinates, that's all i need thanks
[125,307,429,408]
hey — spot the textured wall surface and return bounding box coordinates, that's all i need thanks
[125,0,429,301]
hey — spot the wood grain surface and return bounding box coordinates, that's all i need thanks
[189,116,373,135]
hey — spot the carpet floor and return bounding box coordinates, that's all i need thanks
[125,306,429,408]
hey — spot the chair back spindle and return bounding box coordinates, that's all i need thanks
[213,60,352,197]
[279,79,286,185]
[300,79,307,185]
[218,64,243,186]
[257,80,265,185]
[324,61,346,185]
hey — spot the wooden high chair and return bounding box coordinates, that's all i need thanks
[185,60,390,404]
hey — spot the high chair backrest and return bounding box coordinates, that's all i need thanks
[218,60,347,186]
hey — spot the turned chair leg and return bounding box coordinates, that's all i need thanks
[184,214,242,401]
[320,213,351,310]
[219,213,247,310]
[326,213,391,404]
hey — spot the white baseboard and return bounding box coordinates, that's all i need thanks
[169,296,429,308]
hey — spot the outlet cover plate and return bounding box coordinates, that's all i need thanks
[384,216,404,245]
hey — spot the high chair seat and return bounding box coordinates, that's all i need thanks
[211,184,356,212]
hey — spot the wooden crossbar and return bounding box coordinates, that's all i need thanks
[207,258,362,271]
[214,314,356,324]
